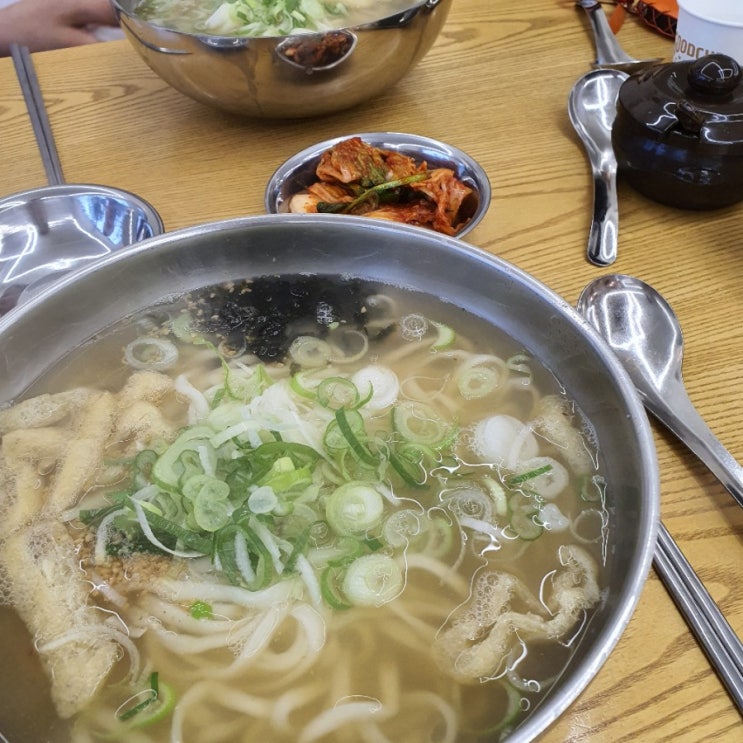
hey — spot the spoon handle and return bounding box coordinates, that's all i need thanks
[587,169,618,266]
[654,522,743,712]
[576,0,636,67]
[644,382,743,509]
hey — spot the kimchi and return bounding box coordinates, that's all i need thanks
[287,137,478,236]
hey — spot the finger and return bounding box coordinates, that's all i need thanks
[59,0,118,29]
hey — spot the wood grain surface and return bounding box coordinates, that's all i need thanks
[0,0,742,740]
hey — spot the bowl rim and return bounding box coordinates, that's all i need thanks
[0,182,163,228]
[263,132,492,238]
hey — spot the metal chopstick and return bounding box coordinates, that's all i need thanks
[10,44,65,186]
[654,522,743,713]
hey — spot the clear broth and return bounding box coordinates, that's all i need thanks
[0,277,609,742]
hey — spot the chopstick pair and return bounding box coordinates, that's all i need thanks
[9,44,65,186]
[654,522,743,713]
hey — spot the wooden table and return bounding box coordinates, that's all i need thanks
[1,1,742,739]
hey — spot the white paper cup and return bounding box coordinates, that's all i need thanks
[674,0,743,63]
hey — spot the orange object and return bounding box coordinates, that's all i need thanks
[616,1,678,38]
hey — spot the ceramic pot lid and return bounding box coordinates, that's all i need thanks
[617,54,743,147]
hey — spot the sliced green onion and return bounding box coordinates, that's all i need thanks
[133,450,158,487]
[226,363,272,401]
[333,408,377,465]
[442,487,493,521]
[247,485,279,514]
[328,329,369,364]
[382,509,425,548]
[387,447,426,487]
[325,481,384,537]
[506,353,533,384]
[290,369,322,399]
[482,476,508,517]
[288,336,332,368]
[257,455,312,493]
[430,321,455,351]
[351,365,399,411]
[124,337,178,371]
[342,554,404,607]
[215,523,272,591]
[457,365,501,400]
[317,377,360,410]
[189,600,213,619]
[284,525,311,572]
[318,173,430,215]
[392,400,455,448]
[507,464,553,486]
[320,563,352,610]
[150,426,215,490]
[131,501,212,555]
[182,474,230,502]
[509,457,567,499]
[508,493,543,541]
[117,672,175,729]
[193,488,231,532]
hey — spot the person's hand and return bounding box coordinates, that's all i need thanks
[0,0,119,56]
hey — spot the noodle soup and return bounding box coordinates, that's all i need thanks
[0,277,608,742]
[133,0,426,37]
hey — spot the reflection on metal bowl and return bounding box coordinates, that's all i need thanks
[0,183,163,316]
[275,30,358,73]
[111,0,452,119]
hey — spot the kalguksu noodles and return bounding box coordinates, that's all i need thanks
[133,0,423,37]
[0,277,607,742]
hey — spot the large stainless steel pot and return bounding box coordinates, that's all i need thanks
[111,0,452,118]
[0,215,659,741]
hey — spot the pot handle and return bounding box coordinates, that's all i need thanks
[675,100,706,135]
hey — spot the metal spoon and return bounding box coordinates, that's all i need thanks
[576,0,662,72]
[568,68,627,266]
[577,273,743,712]
[578,274,743,507]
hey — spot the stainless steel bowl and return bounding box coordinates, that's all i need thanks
[111,0,452,118]
[0,214,658,741]
[264,132,491,237]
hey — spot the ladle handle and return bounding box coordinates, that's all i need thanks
[644,382,743,509]
[587,169,618,267]
[577,1,636,67]
[10,44,65,186]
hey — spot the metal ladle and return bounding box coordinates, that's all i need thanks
[576,0,662,72]
[578,273,743,712]
[578,273,743,506]
[568,68,627,266]
[0,45,163,316]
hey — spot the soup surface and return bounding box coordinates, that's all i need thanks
[0,277,608,742]
[133,0,424,37]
